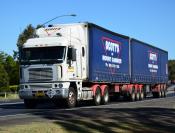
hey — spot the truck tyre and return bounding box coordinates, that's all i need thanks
[66,87,76,108]
[140,92,144,100]
[130,92,135,102]
[162,90,166,97]
[136,92,140,101]
[164,90,166,97]
[101,87,109,105]
[24,99,37,109]
[94,87,101,106]
[158,91,162,98]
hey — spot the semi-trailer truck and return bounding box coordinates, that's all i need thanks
[19,23,168,108]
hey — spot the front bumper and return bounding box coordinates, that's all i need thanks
[19,88,69,99]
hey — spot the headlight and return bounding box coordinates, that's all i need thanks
[58,83,63,88]
[20,85,25,90]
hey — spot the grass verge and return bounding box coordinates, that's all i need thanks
[0,93,19,100]
[0,122,68,133]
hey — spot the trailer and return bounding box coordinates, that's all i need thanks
[19,23,168,108]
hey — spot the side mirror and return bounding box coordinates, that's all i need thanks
[72,48,76,61]
[67,47,76,61]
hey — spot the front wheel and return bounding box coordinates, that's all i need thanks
[24,99,37,109]
[66,87,77,108]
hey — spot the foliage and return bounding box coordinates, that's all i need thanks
[168,60,175,81]
[17,24,35,47]
[9,85,19,92]
[0,51,19,92]
[0,62,9,92]
[5,55,19,85]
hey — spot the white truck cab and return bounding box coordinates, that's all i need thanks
[19,23,92,108]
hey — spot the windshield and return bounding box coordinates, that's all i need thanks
[20,46,66,64]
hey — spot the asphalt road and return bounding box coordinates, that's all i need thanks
[0,86,175,132]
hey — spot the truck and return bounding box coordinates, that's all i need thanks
[19,22,168,108]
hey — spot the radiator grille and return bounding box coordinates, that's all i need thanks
[30,84,52,89]
[29,68,53,81]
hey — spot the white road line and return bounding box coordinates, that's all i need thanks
[0,102,23,106]
[0,113,32,118]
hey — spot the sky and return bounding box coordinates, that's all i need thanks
[0,0,175,59]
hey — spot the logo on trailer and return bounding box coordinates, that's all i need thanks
[103,37,120,54]
[101,37,122,73]
[148,51,158,73]
[149,52,157,61]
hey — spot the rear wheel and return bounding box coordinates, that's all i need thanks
[130,92,135,102]
[66,87,76,108]
[24,99,37,109]
[136,92,140,101]
[101,87,109,105]
[158,91,162,98]
[162,90,166,97]
[164,90,167,97]
[94,87,101,106]
[140,91,144,100]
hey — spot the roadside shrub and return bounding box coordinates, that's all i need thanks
[9,85,19,92]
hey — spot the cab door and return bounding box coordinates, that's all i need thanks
[67,46,81,80]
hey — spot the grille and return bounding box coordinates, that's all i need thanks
[30,84,52,89]
[29,68,53,81]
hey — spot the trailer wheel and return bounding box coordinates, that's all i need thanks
[163,90,166,97]
[94,87,101,106]
[158,91,162,98]
[24,99,37,109]
[140,92,144,100]
[136,92,140,101]
[130,92,135,102]
[162,90,166,98]
[66,87,76,108]
[101,87,109,105]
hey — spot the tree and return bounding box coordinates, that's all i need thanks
[17,24,35,47]
[168,60,175,82]
[5,55,19,85]
[0,51,8,64]
[0,63,9,92]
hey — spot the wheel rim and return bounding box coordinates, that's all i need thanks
[69,91,75,105]
[104,90,109,102]
[159,92,161,97]
[131,93,135,101]
[136,93,140,100]
[140,92,144,100]
[96,89,101,103]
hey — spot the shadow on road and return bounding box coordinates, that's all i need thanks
[31,107,175,133]
[0,95,175,132]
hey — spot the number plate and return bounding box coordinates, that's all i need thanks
[35,91,45,97]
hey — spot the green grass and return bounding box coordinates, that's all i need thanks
[0,118,168,133]
[0,93,19,100]
[0,122,68,133]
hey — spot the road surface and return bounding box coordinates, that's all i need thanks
[0,86,174,132]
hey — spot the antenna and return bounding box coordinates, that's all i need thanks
[41,14,77,27]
